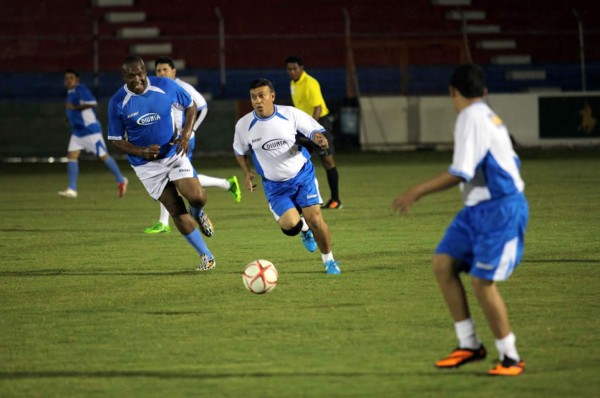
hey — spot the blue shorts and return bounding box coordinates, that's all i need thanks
[435,193,529,281]
[263,161,323,219]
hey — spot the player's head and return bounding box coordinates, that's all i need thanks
[121,56,148,94]
[450,64,486,99]
[249,78,276,118]
[285,56,304,82]
[64,68,80,90]
[155,56,177,79]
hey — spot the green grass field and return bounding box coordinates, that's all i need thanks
[1,149,599,397]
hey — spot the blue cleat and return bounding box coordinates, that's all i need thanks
[301,230,317,252]
[324,260,341,275]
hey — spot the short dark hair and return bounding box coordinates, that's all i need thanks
[249,78,274,92]
[155,56,175,69]
[64,68,79,77]
[285,56,303,66]
[450,64,485,98]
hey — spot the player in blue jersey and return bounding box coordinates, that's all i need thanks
[107,56,216,271]
[233,78,341,275]
[58,69,128,198]
[142,56,241,234]
[391,64,528,376]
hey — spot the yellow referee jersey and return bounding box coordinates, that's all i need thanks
[290,71,329,118]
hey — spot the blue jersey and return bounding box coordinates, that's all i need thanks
[66,84,102,137]
[107,76,193,166]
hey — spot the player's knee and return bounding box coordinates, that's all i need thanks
[281,220,303,236]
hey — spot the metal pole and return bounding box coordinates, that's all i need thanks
[573,9,586,91]
[214,7,226,96]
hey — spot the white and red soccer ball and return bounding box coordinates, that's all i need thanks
[242,259,278,294]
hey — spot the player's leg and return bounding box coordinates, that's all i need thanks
[58,135,81,198]
[197,174,242,203]
[303,205,340,274]
[95,135,127,197]
[318,131,342,209]
[174,175,213,238]
[159,182,214,271]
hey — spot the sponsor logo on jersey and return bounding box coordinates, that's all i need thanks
[127,111,139,118]
[251,138,262,143]
[137,113,161,125]
[178,168,191,173]
[307,194,318,199]
[262,139,287,151]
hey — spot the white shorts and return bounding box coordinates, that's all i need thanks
[133,154,196,200]
[68,133,108,157]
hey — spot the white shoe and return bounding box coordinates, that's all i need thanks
[58,188,78,198]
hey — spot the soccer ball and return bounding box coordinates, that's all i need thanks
[242,259,278,294]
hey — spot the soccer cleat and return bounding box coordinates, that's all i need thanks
[143,222,171,234]
[196,254,216,271]
[488,357,525,376]
[58,188,78,198]
[301,230,317,252]
[435,345,487,368]
[321,199,343,210]
[227,175,242,203]
[118,177,128,198]
[197,213,214,237]
[324,259,341,275]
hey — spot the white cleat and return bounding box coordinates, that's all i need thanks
[58,188,78,198]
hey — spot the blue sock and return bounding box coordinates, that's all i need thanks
[67,160,78,190]
[103,156,125,183]
[184,229,212,258]
[188,206,204,219]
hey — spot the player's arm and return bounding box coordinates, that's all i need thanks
[111,139,160,160]
[312,105,322,120]
[235,154,256,192]
[66,102,96,111]
[391,171,462,215]
[175,102,198,155]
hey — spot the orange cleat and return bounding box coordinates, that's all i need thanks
[435,346,487,368]
[488,357,525,376]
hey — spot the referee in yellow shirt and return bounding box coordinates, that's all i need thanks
[285,56,342,209]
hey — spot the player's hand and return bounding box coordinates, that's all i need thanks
[245,172,257,192]
[312,132,329,149]
[142,144,161,160]
[391,190,419,215]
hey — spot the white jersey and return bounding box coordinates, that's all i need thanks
[233,105,325,181]
[172,78,208,135]
[449,100,525,206]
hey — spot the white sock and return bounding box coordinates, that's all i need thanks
[495,332,520,361]
[198,175,229,190]
[300,217,309,232]
[454,318,481,349]
[159,203,170,226]
[321,252,334,263]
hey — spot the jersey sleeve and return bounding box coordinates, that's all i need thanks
[233,119,249,156]
[107,96,125,141]
[293,108,326,139]
[77,85,97,106]
[449,111,488,181]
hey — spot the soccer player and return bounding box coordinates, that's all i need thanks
[143,56,241,234]
[108,56,216,271]
[233,78,341,275]
[58,68,128,198]
[285,56,342,210]
[391,64,529,376]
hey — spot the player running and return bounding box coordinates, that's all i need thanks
[233,78,341,275]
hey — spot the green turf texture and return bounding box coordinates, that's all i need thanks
[1,149,598,397]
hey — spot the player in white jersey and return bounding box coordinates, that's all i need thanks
[391,64,528,376]
[233,78,341,274]
[58,68,128,199]
[108,56,216,271]
[142,56,241,234]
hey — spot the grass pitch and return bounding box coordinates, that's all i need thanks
[1,149,599,397]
